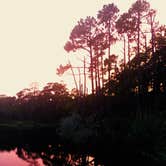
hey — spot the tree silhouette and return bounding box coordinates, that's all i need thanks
[65,16,98,94]
[155,25,166,50]
[41,82,69,99]
[97,3,119,90]
[56,63,80,95]
[116,11,137,68]
[104,54,118,95]
[129,0,150,57]
[92,31,107,94]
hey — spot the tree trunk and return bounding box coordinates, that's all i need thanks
[124,36,126,68]
[101,55,104,90]
[78,67,82,95]
[95,58,98,94]
[83,56,86,96]
[97,56,101,94]
[137,11,140,58]
[150,12,155,56]
[137,11,141,94]
[90,44,95,94]
[68,60,79,95]
[127,35,131,69]
[108,21,111,94]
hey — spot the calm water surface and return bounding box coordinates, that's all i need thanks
[0,149,43,166]
[0,130,106,166]
[0,144,96,166]
[0,131,155,165]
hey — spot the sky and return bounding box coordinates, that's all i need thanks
[0,0,165,96]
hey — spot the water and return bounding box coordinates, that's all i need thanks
[0,130,99,166]
[0,149,43,166]
[0,144,96,166]
[0,130,156,165]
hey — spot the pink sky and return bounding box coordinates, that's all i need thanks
[0,0,165,96]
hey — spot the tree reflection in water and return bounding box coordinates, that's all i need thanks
[15,143,96,166]
[0,131,103,166]
[16,147,42,166]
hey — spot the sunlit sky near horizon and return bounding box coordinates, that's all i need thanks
[0,0,165,96]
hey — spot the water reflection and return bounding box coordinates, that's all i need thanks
[16,147,43,166]
[15,144,96,166]
[0,145,96,166]
[0,135,100,165]
[0,130,107,166]
[0,128,160,165]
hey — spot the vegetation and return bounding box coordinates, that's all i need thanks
[0,0,166,165]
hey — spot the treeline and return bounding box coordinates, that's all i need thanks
[0,82,73,122]
[0,0,166,122]
[0,0,165,122]
[57,0,166,97]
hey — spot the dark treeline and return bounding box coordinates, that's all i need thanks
[0,82,73,122]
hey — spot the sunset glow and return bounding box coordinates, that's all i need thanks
[0,0,165,96]
[0,1,165,164]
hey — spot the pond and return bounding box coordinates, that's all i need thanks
[0,149,43,166]
[0,126,160,165]
[0,130,105,166]
[0,129,159,165]
[0,146,96,166]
